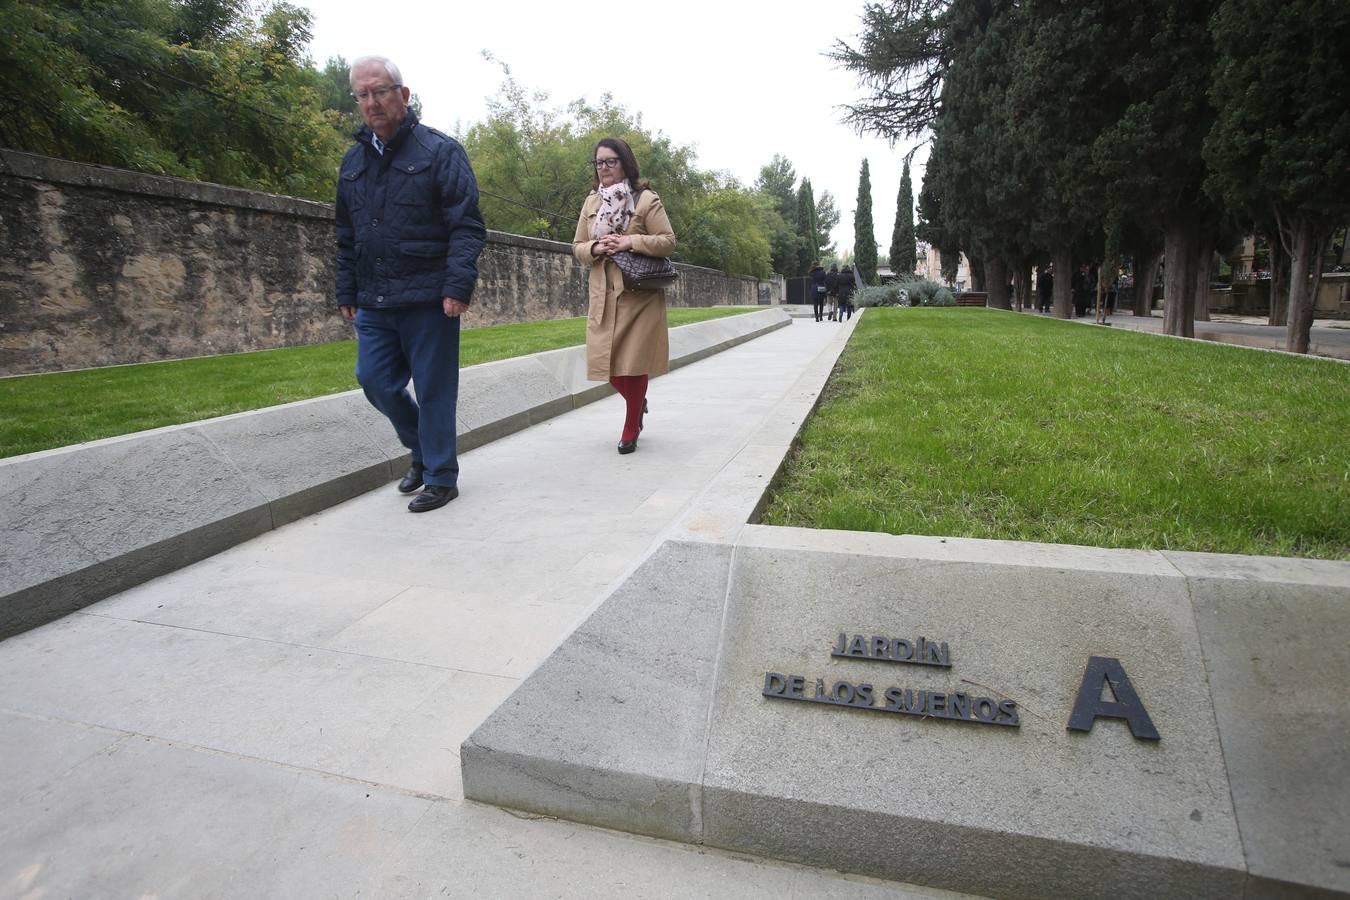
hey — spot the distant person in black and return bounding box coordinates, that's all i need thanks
[836,266,856,320]
[1037,265,1053,313]
[1072,264,1092,317]
[825,264,840,320]
[809,262,827,321]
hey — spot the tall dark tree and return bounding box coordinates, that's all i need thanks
[797,179,820,272]
[889,159,917,276]
[916,148,962,284]
[1204,0,1350,353]
[1088,0,1223,336]
[831,0,951,140]
[854,159,878,284]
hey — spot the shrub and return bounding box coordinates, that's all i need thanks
[857,284,904,307]
[856,277,955,308]
[898,276,955,307]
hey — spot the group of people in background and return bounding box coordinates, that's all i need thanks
[1034,263,1119,316]
[809,262,856,322]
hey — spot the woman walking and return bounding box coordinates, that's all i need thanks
[572,137,677,454]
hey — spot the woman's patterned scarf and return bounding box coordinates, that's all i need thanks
[591,181,635,240]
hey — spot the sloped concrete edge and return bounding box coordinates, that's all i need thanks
[701,784,1246,900]
[0,309,789,639]
[461,539,735,841]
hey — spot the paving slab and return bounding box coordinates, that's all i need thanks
[1177,555,1350,897]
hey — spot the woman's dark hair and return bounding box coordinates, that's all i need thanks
[592,137,649,192]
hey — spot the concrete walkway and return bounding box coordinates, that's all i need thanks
[1065,309,1350,360]
[0,315,962,899]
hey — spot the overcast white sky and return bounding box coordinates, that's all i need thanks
[299,0,928,258]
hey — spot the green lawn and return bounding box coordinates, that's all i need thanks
[759,308,1350,559]
[0,306,757,459]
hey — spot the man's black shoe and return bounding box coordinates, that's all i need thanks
[398,462,425,494]
[408,484,457,512]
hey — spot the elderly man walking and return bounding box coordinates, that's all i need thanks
[336,56,487,512]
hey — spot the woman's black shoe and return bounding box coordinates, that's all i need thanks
[617,438,638,454]
[640,398,648,432]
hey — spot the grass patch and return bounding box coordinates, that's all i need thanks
[759,308,1350,560]
[1,306,757,459]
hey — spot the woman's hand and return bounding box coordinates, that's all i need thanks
[597,234,633,255]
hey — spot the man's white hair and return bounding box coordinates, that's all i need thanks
[349,56,403,87]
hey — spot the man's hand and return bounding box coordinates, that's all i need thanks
[340,305,356,322]
[443,297,469,317]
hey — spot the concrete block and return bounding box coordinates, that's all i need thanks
[461,540,733,842]
[0,430,273,638]
[463,528,1350,897]
[188,391,397,527]
[698,534,1246,898]
[456,356,571,437]
[1185,564,1350,897]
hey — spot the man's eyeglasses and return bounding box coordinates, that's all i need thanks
[351,85,402,104]
[594,158,622,169]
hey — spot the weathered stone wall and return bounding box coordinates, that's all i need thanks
[0,150,759,376]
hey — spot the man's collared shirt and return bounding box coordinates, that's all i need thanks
[371,134,385,156]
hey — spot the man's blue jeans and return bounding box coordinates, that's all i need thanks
[354,304,460,488]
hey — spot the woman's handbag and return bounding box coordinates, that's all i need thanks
[611,250,679,291]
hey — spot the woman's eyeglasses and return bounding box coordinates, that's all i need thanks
[594,158,622,169]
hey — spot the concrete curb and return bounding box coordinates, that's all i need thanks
[0,309,790,639]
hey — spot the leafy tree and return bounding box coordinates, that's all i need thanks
[814,190,840,256]
[0,0,347,200]
[755,154,799,221]
[1204,0,1350,352]
[889,159,917,277]
[681,183,773,278]
[854,159,878,284]
[755,154,803,274]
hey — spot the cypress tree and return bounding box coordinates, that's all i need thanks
[889,160,917,276]
[854,159,878,284]
[796,179,819,273]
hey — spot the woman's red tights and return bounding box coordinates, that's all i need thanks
[609,374,648,442]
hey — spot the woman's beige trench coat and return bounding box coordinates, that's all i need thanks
[571,188,676,380]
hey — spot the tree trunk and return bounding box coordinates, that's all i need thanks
[1053,248,1074,318]
[1015,263,1032,311]
[1268,238,1290,326]
[1193,235,1214,322]
[1285,219,1324,354]
[1163,220,1197,337]
[1095,259,1117,324]
[1133,249,1162,317]
[986,257,1010,309]
[969,255,986,292]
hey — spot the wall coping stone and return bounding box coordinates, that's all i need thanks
[0,308,789,638]
[1,149,761,285]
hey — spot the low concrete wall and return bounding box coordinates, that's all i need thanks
[0,149,760,375]
[0,308,790,638]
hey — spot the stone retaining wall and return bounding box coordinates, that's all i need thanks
[0,150,760,376]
